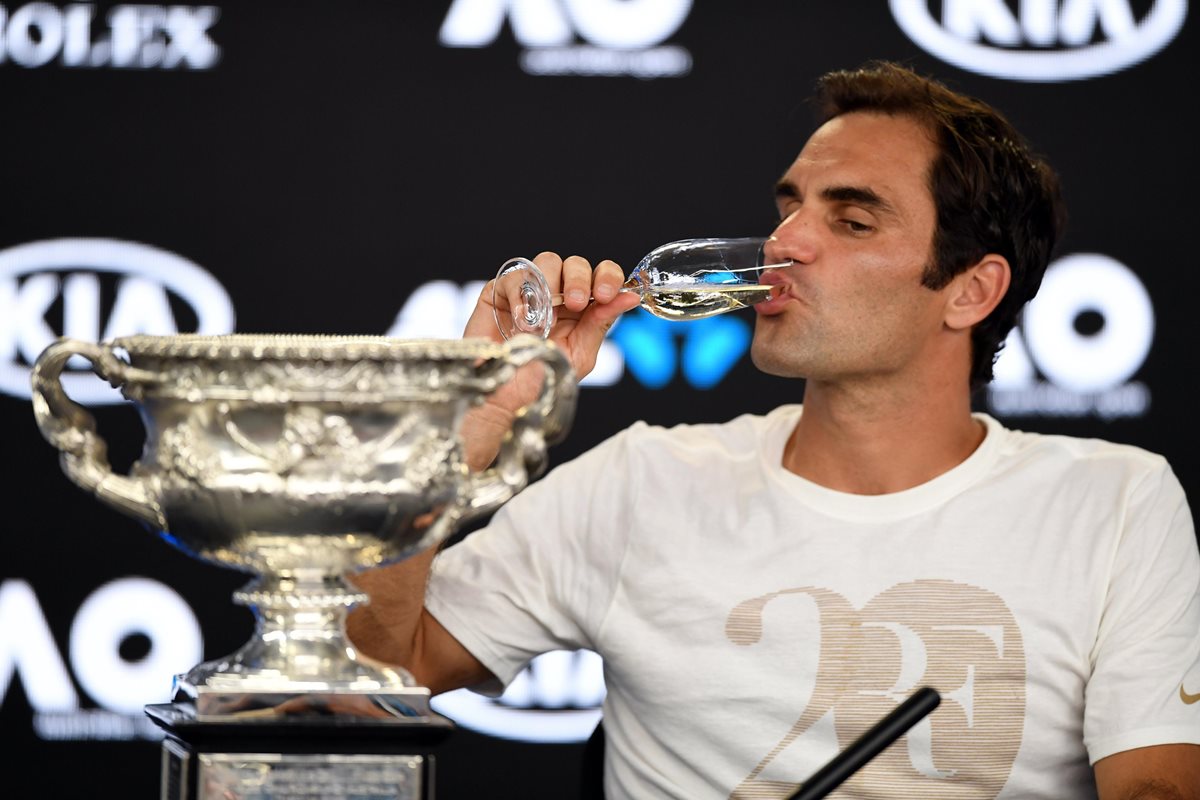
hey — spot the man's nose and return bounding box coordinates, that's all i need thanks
[764,211,817,265]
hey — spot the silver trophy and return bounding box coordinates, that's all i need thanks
[30,333,577,799]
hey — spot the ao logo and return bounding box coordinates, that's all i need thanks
[890,0,1187,81]
[610,309,750,389]
[432,649,606,743]
[991,252,1154,397]
[439,0,693,77]
[0,578,203,736]
[0,238,235,405]
[440,0,691,48]
[389,280,748,389]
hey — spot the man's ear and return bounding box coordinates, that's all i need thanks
[945,255,1010,331]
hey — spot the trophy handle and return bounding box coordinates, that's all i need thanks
[30,337,167,529]
[415,336,577,550]
[501,333,578,463]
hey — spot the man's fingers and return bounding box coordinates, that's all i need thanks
[560,255,594,312]
[466,251,636,381]
[531,252,565,293]
[570,290,640,369]
[592,259,626,303]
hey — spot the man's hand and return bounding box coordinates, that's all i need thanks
[464,251,638,374]
[460,252,639,471]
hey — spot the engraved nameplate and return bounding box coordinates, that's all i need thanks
[188,751,424,800]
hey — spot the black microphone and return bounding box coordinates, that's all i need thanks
[784,687,942,800]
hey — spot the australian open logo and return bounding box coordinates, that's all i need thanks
[1,576,204,741]
[0,238,235,405]
[439,0,693,78]
[987,253,1154,420]
[890,0,1187,81]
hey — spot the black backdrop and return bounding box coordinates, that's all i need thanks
[2,2,1196,797]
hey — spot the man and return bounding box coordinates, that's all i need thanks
[349,62,1200,798]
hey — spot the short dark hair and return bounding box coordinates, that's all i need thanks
[815,61,1066,389]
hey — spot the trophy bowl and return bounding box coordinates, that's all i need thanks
[30,333,576,724]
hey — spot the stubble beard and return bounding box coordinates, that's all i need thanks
[750,316,815,379]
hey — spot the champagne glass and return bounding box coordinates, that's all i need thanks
[492,237,790,340]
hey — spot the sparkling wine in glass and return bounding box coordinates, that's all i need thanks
[492,237,789,340]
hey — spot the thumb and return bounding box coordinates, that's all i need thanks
[566,291,640,372]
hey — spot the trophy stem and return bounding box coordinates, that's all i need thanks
[170,572,444,724]
[232,570,388,673]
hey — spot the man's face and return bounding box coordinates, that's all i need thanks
[752,111,948,384]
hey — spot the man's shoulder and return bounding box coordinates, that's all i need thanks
[990,417,1176,485]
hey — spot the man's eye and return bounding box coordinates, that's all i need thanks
[843,219,874,234]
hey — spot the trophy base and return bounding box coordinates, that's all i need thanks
[147,703,453,800]
[175,681,446,723]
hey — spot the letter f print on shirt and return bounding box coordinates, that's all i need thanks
[725,580,1026,799]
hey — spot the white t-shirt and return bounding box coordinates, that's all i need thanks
[427,406,1200,799]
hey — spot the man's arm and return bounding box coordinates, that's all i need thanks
[1094,744,1200,800]
[347,550,492,695]
[346,253,639,695]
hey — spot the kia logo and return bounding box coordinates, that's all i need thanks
[0,238,235,404]
[890,0,1187,81]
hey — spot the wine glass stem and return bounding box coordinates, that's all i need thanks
[548,287,641,308]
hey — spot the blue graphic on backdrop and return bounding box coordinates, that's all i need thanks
[610,309,750,389]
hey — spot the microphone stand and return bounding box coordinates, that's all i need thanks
[784,687,941,800]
